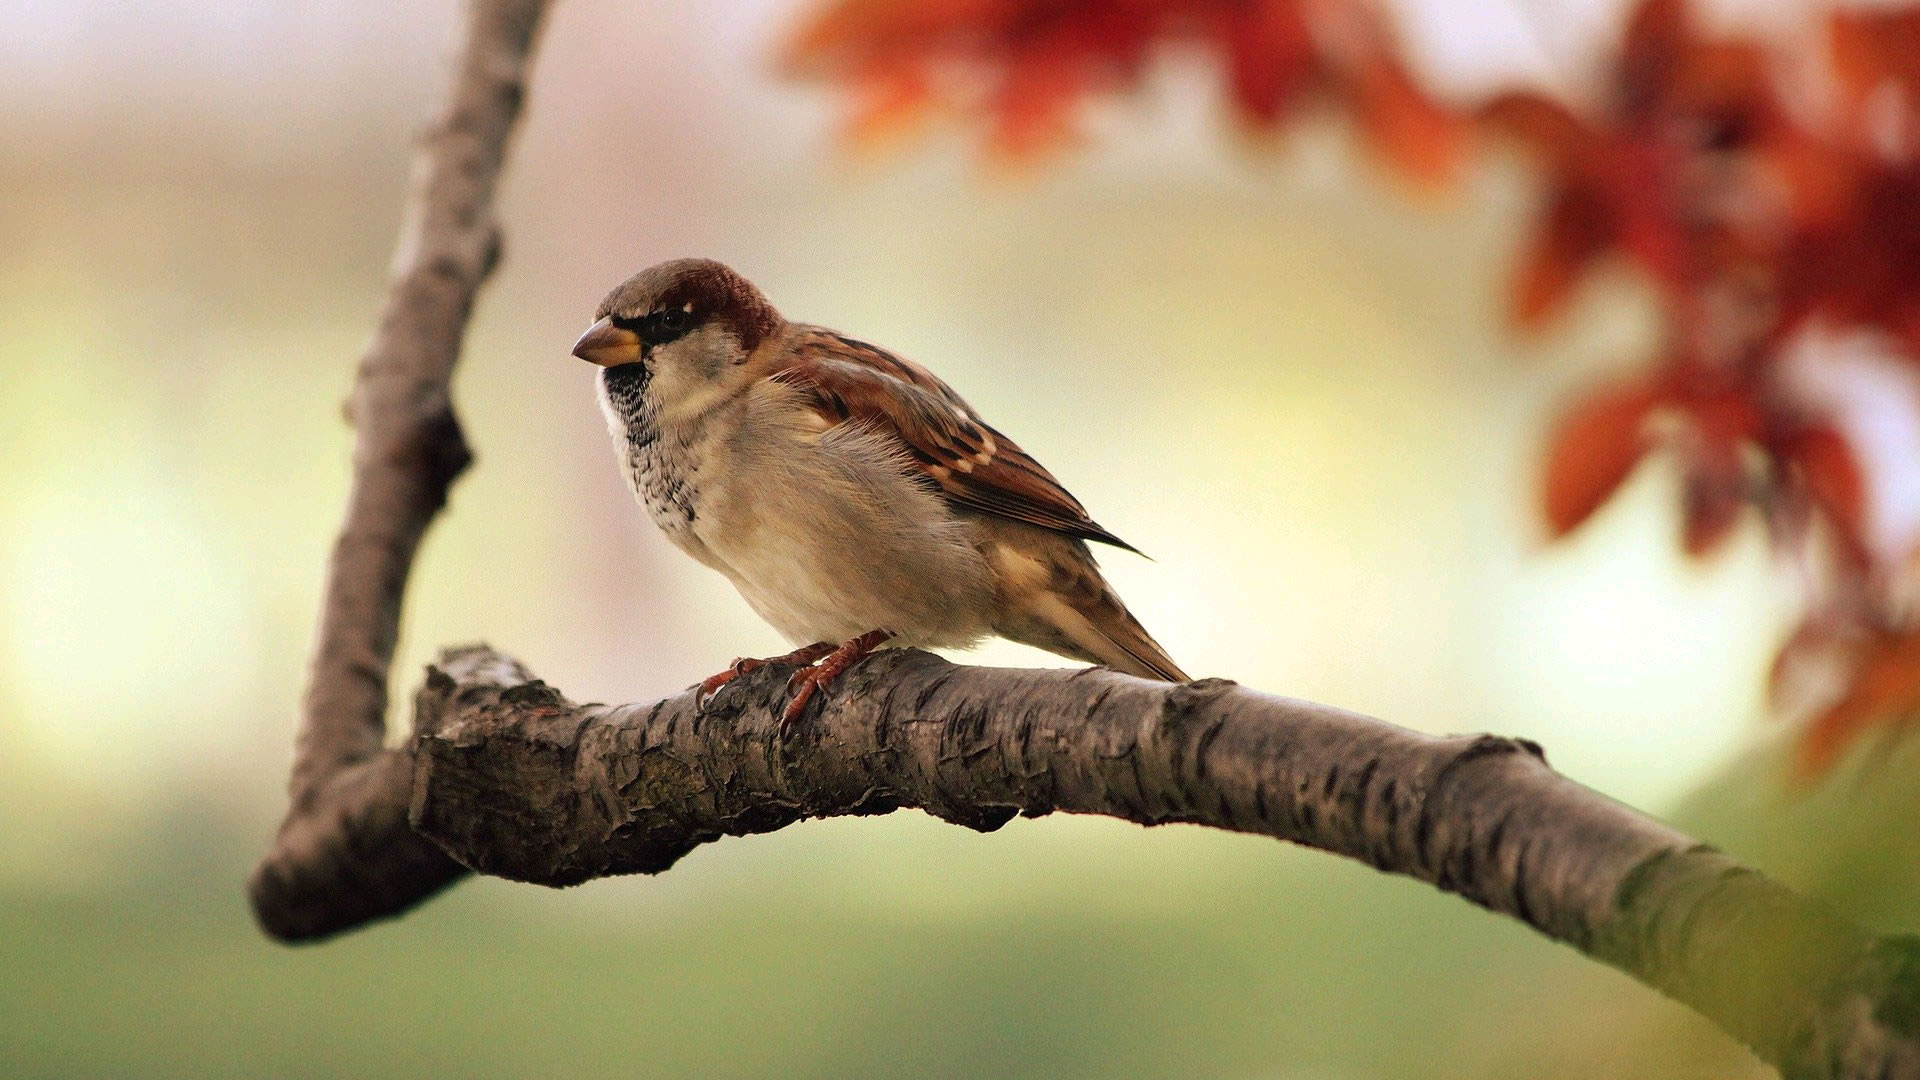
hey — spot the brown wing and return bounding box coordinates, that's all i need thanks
[768,326,1141,553]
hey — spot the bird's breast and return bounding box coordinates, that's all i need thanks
[631,435,696,528]
[600,368,707,551]
[599,375,1000,648]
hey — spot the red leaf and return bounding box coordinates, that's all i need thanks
[1797,628,1920,777]
[1218,0,1316,127]
[1478,92,1590,164]
[781,0,994,78]
[1608,142,1689,296]
[1513,183,1614,328]
[1829,7,1920,153]
[1770,617,1852,709]
[1687,388,1763,445]
[1783,424,1869,563]
[1542,380,1665,536]
[1678,391,1762,556]
[843,64,934,145]
[1681,440,1746,556]
[1350,55,1463,188]
[990,38,1090,159]
[1619,0,1689,117]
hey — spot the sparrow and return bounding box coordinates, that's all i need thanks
[572,258,1188,726]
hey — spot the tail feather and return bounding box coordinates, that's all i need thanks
[1001,563,1189,682]
[981,521,1189,682]
[1086,602,1189,682]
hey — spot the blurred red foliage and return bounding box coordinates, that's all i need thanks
[785,0,1920,777]
[781,0,1465,173]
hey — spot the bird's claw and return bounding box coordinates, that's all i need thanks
[694,635,888,726]
[695,657,762,710]
[779,668,825,731]
[696,643,838,712]
[774,629,892,733]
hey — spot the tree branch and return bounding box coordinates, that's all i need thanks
[246,1,1920,1076]
[391,643,1916,1080]
[249,0,549,940]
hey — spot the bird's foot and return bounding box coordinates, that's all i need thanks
[780,629,893,731]
[696,641,836,708]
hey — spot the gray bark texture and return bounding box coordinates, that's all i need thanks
[247,0,1920,1076]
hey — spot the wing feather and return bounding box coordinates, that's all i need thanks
[768,327,1140,553]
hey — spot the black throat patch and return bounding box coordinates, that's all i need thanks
[600,362,653,447]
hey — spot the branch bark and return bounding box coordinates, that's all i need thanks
[248,0,549,940]
[247,1,1920,1077]
[389,644,1919,1080]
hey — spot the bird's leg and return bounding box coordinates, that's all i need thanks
[780,629,893,730]
[697,641,836,705]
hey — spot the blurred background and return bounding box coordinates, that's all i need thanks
[4,0,1917,1076]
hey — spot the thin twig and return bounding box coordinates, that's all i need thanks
[249,0,550,941]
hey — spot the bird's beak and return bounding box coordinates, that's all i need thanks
[572,317,643,367]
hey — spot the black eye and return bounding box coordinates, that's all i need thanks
[636,306,692,346]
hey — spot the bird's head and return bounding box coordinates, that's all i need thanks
[573,258,783,415]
